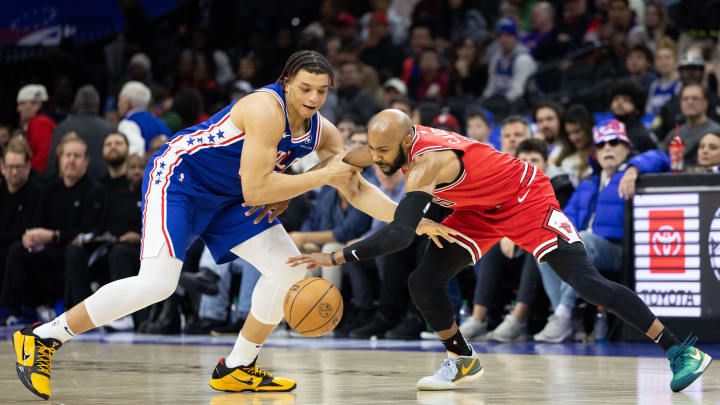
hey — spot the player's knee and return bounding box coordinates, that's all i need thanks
[157,281,178,302]
[138,277,177,303]
[267,266,305,294]
[568,271,617,309]
[408,269,436,306]
[136,266,180,303]
[407,270,426,296]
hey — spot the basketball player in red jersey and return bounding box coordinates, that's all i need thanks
[289,109,712,392]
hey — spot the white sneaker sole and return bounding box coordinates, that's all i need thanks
[698,353,713,375]
[533,328,572,343]
[416,368,485,391]
[488,332,529,343]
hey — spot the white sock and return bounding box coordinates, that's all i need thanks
[225,332,262,368]
[554,304,572,320]
[33,313,75,343]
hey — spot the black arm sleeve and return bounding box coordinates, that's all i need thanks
[341,191,432,263]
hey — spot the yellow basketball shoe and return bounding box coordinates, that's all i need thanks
[13,323,62,400]
[209,357,297,392]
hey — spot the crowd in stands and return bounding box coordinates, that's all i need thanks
[1,0,720,341]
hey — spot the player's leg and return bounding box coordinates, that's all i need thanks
[13,157,197,400]
[13,244,182,399]
[460,244,504,339]
[543,239,712,392]
[208,224,302,392]
[409,241,489,390]
[501,179,712,392]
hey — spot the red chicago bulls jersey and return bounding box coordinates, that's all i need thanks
[402,125,545,210]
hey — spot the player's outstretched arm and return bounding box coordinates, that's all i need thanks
[287,153,456,269]
[315,117,398,222]
[237,96,357,205]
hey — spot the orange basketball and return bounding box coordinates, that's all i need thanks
[284,277,343,337]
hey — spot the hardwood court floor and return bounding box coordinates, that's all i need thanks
[1,339,717,405]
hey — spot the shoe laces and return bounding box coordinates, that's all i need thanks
[670,334,698,370]
[242,363,273,379]
[434,357,459,381]
[35,341,57,375]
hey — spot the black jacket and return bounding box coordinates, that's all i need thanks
[0,179,45,245]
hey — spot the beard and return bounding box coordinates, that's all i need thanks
[613,111,637,124]
[377,148,407,175]
[104,151,126,168]
[542,129,556,143]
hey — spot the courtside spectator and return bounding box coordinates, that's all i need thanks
[16,84,55,173]
[483,18,537,103]
[646,39,681,115]
[500,115,532,157]
[117,81,172,155]
[553,104,595,186]
[533,101,564,155]
[466,109,491,144]
[660,84,720,166]
[0,137,105,324]
[47,85,113,180]
[100,132,130,195]
[0,138,44,309]
[609,78,659,151]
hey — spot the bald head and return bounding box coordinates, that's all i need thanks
[367,109,414,175]
[368,109,413,143]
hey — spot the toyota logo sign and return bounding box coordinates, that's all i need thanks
[651,225,682,256]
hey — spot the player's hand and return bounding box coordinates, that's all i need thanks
[242,199,290,224]
[618,166,638,200]
[287,253,333,270]
[324,152,360,188]
[416,218,457,248]
[499,237,515,259]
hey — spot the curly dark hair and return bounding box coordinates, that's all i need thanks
[608,78,647,114]
[275,50,335,87]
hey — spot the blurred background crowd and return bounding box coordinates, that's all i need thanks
[1,0,719,342]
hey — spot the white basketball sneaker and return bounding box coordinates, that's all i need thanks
[417,348,484,390]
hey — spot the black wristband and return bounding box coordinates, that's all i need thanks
[340,191,432,264]
[330,252,338,266]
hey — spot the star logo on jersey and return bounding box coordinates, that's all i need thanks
[187,138,195,146]
[207,134,215,143]
[159,162,166,169]
[216,130,224,139]
[157,170,163,177]
[154,179,161,185]
[197,136,203,143]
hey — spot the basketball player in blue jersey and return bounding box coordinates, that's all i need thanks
[11,50,419,399]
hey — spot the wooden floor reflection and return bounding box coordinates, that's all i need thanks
[0,342,716,404]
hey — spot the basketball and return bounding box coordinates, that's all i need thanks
[284,277,343,337]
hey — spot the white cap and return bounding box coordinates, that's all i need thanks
[383,78,407,95]
[17,84,48,103]
[233,80,253,94]
[129,53,151,71]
